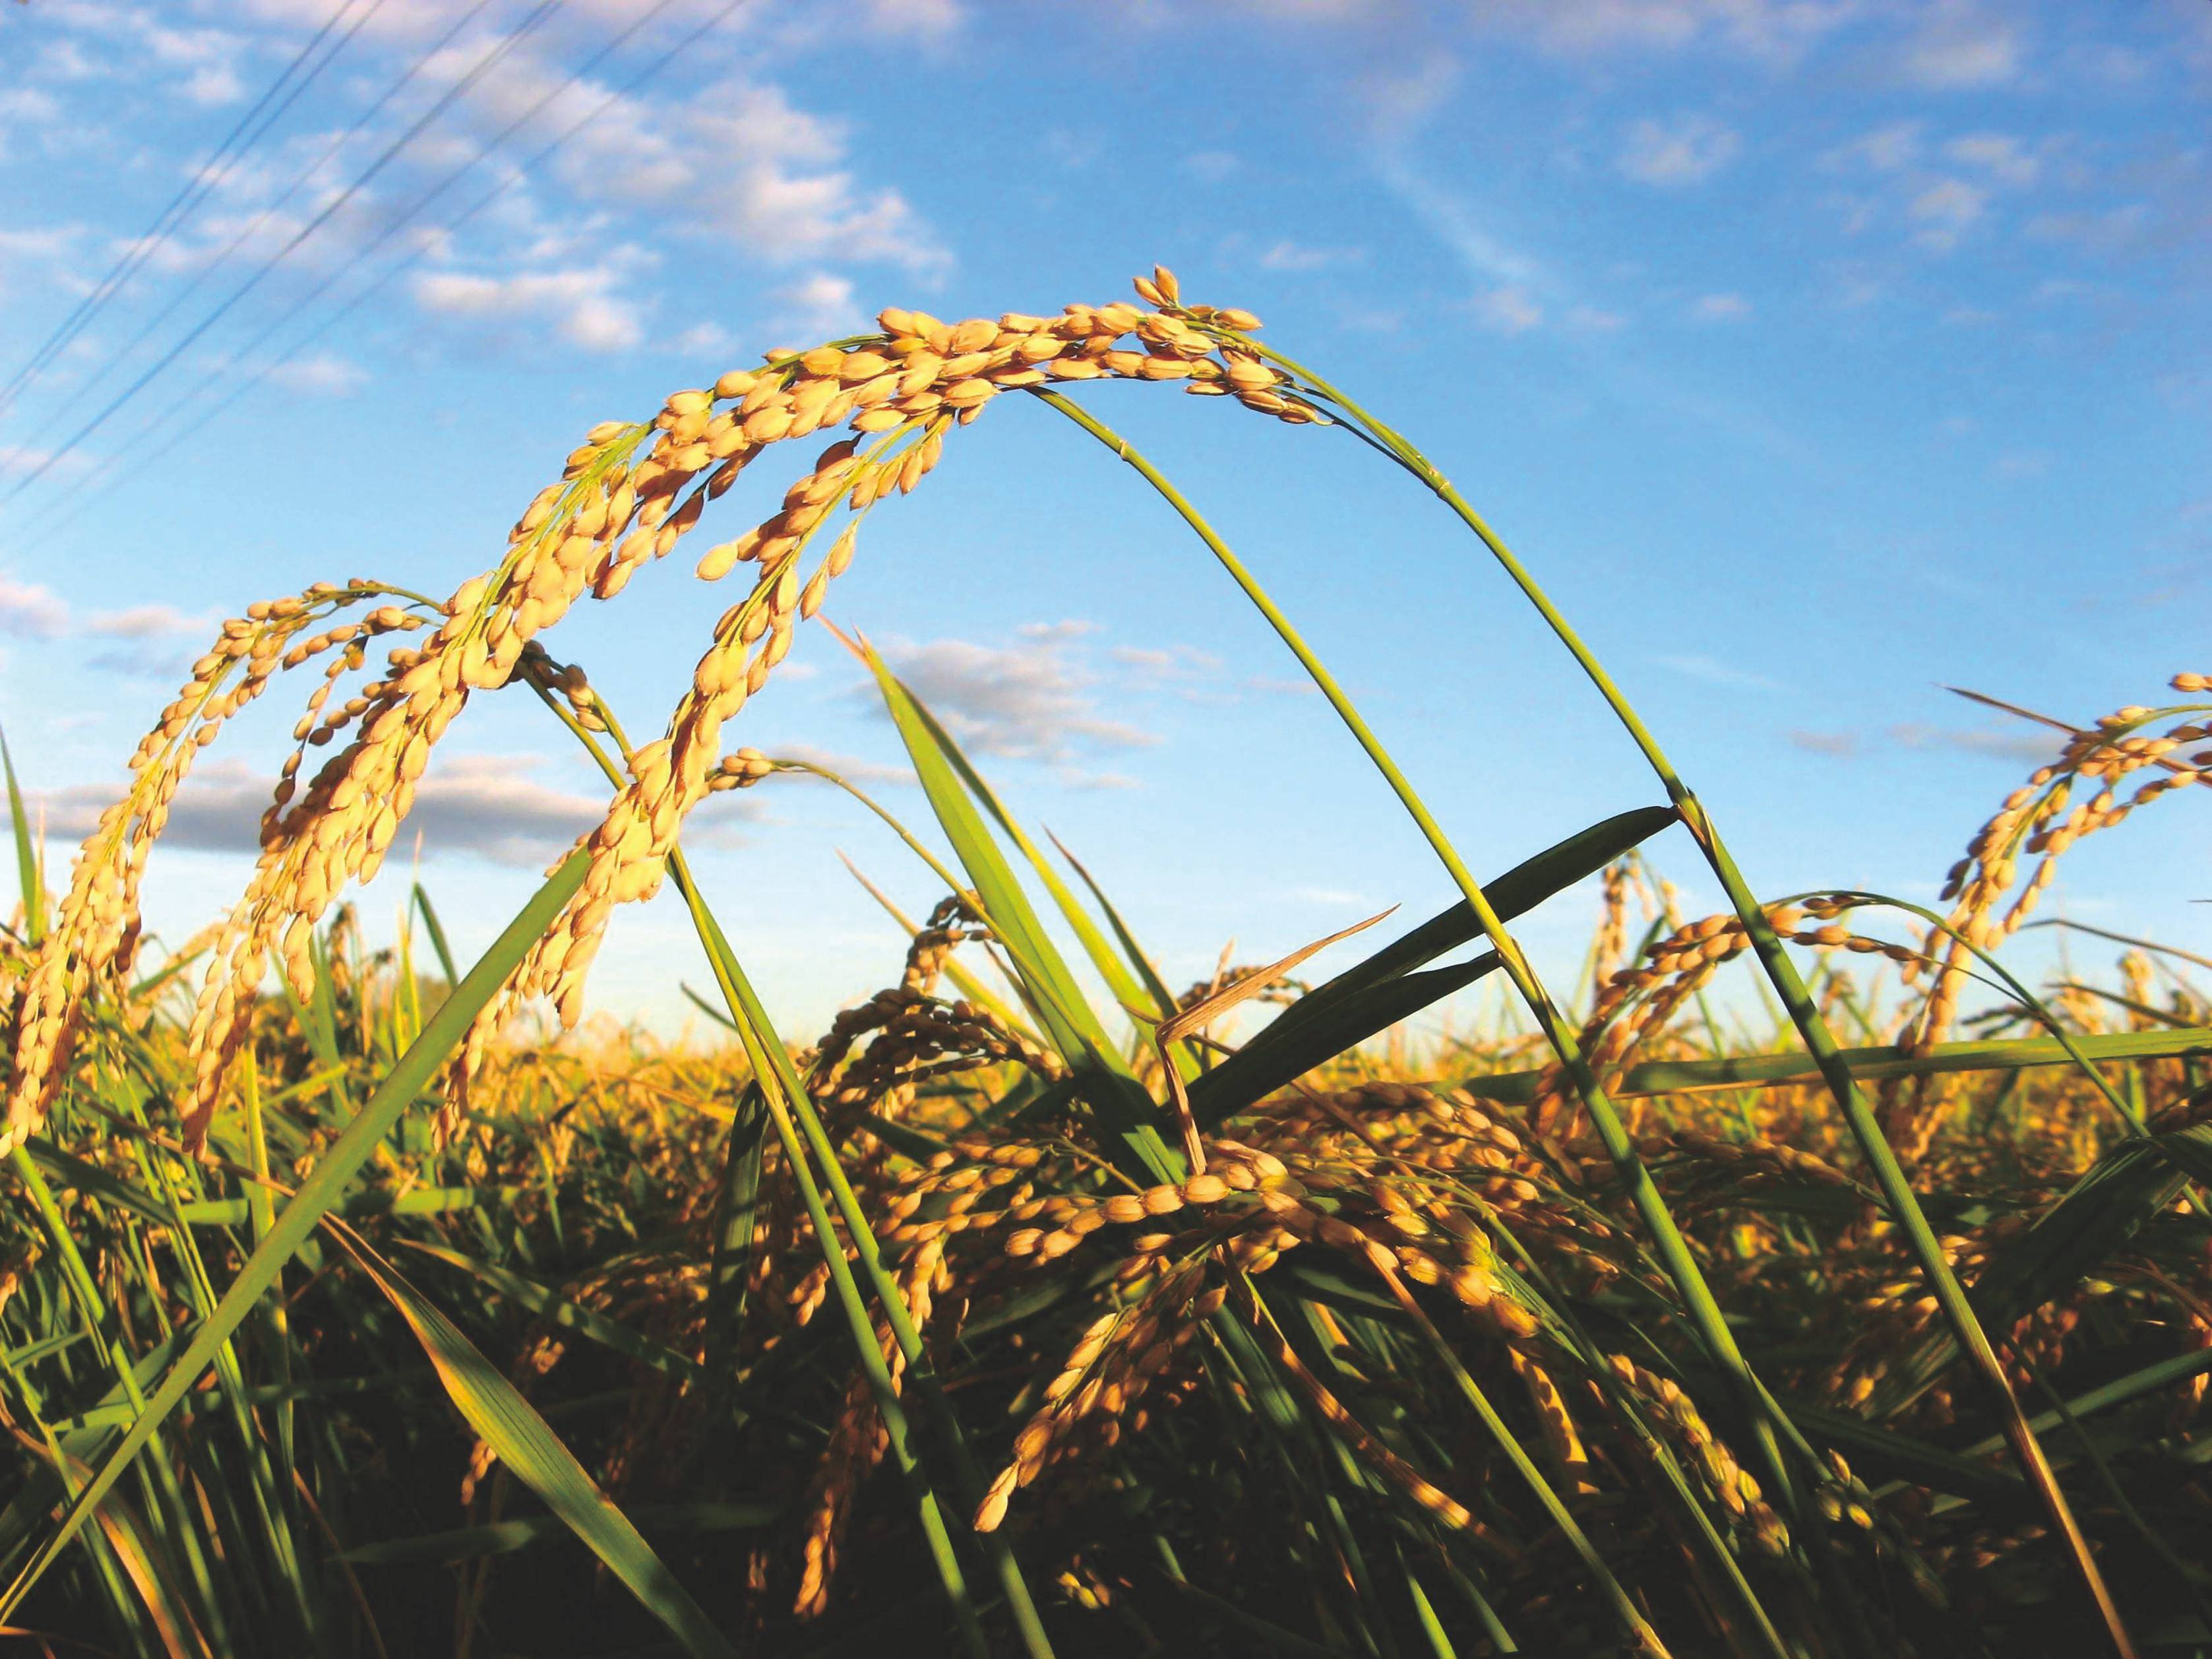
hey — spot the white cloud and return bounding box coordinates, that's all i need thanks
[1374,154,1541,290]
[34,38,100,83]
[1471,286,1543,334]
[1945,132,2039,187]
[772,271,862,342]
[1259,239,1365,271]
[179,64,245,108]
[534,77,946,272]
[0,576,69,639]
[671,321,734,357]
[0,224,80,271]
[1789,730,1860,757]
[0,87,63,160]
[1617,114,1740,186]
[857,0,965,37]
[268,352,368,395]
[414,265,646,354]
[756,743,914,788]
[1359,51,1461,142]
[0,444,93,484]
[1566,304,1628,332]
[1184,150,1240,184]
[1898,7,2023,88]
[1474,0,1857,61]
[1111,643,1225,689]
[1693,292,1752,320]
[869,629,1155,764]
[30,754,743,868]
[2026,205,2152,256]
[88,606,217,640]
[1909,177,1988,237]
[1655,652,1780,691]
[1828,121,1922,173]
[1889,723,2049,762]
[0,89,61,123]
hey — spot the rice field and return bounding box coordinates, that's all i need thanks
[3,270,2209,1657]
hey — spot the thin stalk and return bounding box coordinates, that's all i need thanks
[1217,344,2134,1657]
[9,1146,255,1644]
[1270,1264,1674,1658]
[671,870,993,1659]
[0,850,596,1623]
[1035,389,1801,1514]
[534,681,1055,1659]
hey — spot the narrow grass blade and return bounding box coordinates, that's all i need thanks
[1152,908,1392,1167]
[340,1501,778,1568]
[1192,955,1499,1125]
[1458,1026,2212,1105]
[1880,1123,2212,1414]
[411,882,458,986]
[0,849,592,1621]
[855,633,1179,1184]
[321,1222,735,1658]
[1,724,42,945]
[1232,341,2135,1655]
[900,693,1181,1038]
[1192,809,1672,1120]
[396,1241,704,1379]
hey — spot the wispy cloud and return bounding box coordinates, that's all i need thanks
[1184,150,1241,184]
[267,352,368,396]
[1111,643,1227,690]
[754,743,915,788]
[1617,113,1740,187]
[771,271,863,341]
[1471,286,1544,334]
[869,627,1156,765]
[88,605,217,640]
[414,263,648,354]
[1259,239,1366,272]
[1373,152,1542,290]
[31,754,759,867]
[1655,652,1781,691]
[1475,0,1857,62]
[1897,4,2024,89]
[0,576,69,639]
[543,77,948,273]
[1826,121,1922,174]
[858,0,966,39]
[1946,132,2040,187]
[1787,730,1860,757]
[1790,724,2052,763]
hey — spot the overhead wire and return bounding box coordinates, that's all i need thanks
[1,0,567,507]
[20,0,749,548]
[29,0,500,435]
[0,0,371,416]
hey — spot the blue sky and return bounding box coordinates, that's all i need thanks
[1,0,2207,1041]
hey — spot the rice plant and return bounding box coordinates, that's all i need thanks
[2,268,2209,1656]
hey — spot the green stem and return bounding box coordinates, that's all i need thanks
[1233,344,2135,1658]
[1036,389,1802,1515]
[534,680,1055,1659]
[1,850,595,1622]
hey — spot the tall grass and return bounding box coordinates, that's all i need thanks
[1,268,2209,1656]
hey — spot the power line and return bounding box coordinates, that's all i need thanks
[1,0,566,507]
[28,0,491,437]
[25,0,750,546]
[0,0,369,416]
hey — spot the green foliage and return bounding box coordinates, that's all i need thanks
[3,309,2207,1659]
